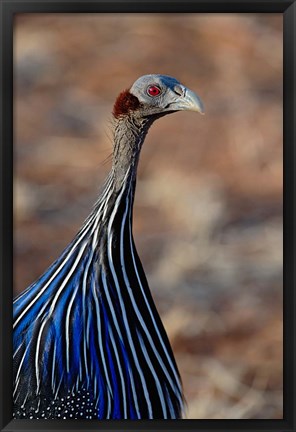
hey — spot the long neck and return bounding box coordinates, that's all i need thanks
[111,115,153,192]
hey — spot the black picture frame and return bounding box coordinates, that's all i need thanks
[0,1,295,431]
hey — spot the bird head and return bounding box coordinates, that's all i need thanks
[113,74,204,119]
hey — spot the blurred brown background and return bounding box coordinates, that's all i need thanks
[14,13,283,419]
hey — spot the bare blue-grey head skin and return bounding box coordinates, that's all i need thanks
[129,74,205,117]
[112,74,205,188]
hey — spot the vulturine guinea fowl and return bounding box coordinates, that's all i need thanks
[13,74,204,420]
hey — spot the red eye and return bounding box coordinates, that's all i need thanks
[147,85,161,97]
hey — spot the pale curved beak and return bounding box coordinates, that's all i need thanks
[176,87,205,114]
[183,88,205,114]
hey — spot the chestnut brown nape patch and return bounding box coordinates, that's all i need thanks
[113,89,141,118]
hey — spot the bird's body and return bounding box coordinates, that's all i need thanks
[13,74,204,420]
